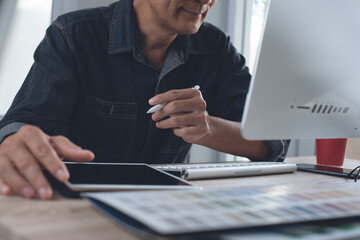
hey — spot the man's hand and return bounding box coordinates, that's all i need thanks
[0,125,94,200]
[149,87,209,143]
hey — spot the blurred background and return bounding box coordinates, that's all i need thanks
[1,0,358,161]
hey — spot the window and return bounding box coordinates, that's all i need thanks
[225,0,269,162]
[248,0,268,73]
[0,0,52,115]
[233,0,315,158]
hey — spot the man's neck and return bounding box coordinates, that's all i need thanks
[133,1,177,69]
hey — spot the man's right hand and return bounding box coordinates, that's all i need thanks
[0,125,94,200]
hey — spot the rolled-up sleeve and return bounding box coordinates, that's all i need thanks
[0,122,26,143]
[250,140,291,162]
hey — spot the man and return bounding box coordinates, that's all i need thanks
[0,0,289,200]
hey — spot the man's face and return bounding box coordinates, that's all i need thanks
[145,0,217,34]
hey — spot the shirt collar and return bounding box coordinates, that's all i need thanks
[108,0,210,56]
[108,0,136,55]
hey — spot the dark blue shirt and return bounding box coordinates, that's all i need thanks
[0,0,289,163]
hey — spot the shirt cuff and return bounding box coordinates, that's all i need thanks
[249,140,290,162]
[0,122,26,143]
[265,140,290,162]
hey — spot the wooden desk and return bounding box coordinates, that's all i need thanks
[1,156,359,240]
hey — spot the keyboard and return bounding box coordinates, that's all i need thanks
[153,161,297,180]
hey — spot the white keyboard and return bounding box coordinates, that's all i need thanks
[154,161,297,180]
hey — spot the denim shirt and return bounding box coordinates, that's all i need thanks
[0,0,289,163]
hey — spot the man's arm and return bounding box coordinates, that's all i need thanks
[149,87,288,160]
[194,116,269,160]
[193,116,289,161]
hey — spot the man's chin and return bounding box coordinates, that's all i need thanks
[175,23,202,35]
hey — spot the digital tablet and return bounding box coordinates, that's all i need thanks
[44,162,198,198]
[297,163,358,179]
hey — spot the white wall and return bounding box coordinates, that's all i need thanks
[206,0,229,32]
[52,0,116,21]
[0,0,52,115]
[0,0,17,63]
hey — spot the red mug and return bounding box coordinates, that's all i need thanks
[316,139,347,166]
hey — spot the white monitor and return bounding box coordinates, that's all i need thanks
[241,0,360,140]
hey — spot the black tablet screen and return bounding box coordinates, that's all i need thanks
[65,163,191,186]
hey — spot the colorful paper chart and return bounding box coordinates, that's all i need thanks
[83,182,360,235]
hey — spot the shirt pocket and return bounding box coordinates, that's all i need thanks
[83,96,137,161]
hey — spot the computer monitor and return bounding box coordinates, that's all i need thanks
[241,0,360,140]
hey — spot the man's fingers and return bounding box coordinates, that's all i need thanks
[19,126,69,183]
[156,114,201,129]
[0,157,36,198]
[10,147,53,199]
[0,178,12,196]
[50,136,94,162]
[172,125,208,143]
[149,87,201,105]
[0,125,92,200]
[152,97,206,121]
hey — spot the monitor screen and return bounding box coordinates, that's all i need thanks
[241,0,360,140]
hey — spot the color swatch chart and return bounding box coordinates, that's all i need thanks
[83,182,360,235]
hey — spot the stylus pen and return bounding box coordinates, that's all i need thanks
[146,85,200,114]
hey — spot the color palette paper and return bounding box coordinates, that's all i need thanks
[83,182,360,235]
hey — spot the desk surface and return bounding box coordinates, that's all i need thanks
[1,156,359,240]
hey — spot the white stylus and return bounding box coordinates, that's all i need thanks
[146,85,200,114]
